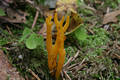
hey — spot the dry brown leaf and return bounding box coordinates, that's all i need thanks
[65,12,83,35]
[56,0,77,13]
[103,10,120,24]
[0,50,24,80]
[56,0,78,17]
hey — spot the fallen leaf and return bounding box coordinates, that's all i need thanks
[102,10,120,24]
[56,0,77,13]
[65,12,83,35]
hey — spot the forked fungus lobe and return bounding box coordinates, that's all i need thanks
[46,13,70,79]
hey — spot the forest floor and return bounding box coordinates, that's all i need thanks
[0,0,120,80]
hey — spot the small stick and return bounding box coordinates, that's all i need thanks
[72,50,80,61]
[116,44,120,50]
[71,63,87,75]
[86,28,94,34]
[32,10,39,29]
[63,57,73,68]
[75,58,86,71]
[6,25,13,35]
[113,53,120,59]
[61,71,64,80]
[28,69,41,80]
[63,50,80,68]
[63,71,71,80]
[25,0,43,15]
[69,58,86,71]
[78,4,96,13]
[67,63,79,70]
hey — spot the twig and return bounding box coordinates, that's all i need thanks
[103,24,109,30]
[63,50,80,68]
[61,71,64,79]
[79,4,96,13]
[116,44,120,50]
[28,69,41,80]
[76,63,86,71]
[6,25,13,35]
[70,62,86,75]
[72,50,80,61]
[63,71,71,80]
[68,58,86,71]
[113,53,120,59]
[67,63,79,70]
[75,58,86,71]
[85,6,96,13]
[106,7,110,13]
[32,10,39,29]
[86,28,94,34]
[63,57,73,68]
[25,0,43,15]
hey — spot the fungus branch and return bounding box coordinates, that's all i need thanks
[46,13,70,80]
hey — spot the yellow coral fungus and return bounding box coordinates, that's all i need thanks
[46,13,70,79]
